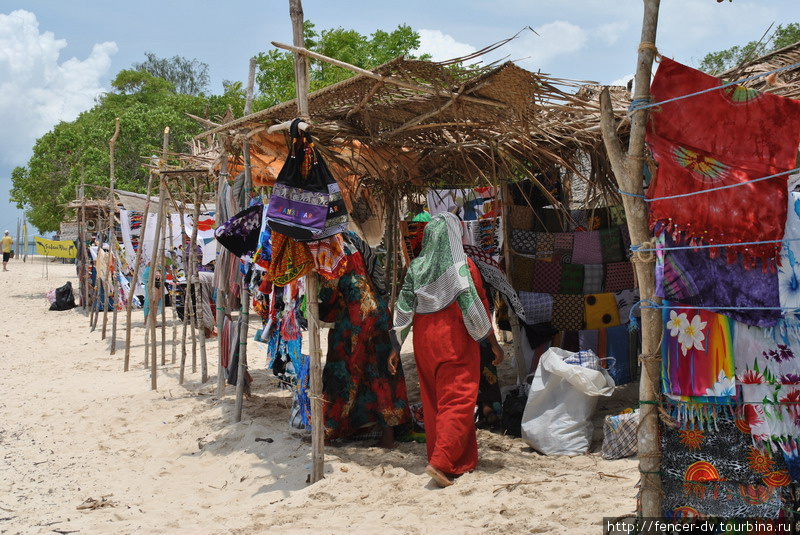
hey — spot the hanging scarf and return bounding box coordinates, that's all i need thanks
[307,234,348,280]
[267,232,313,287]
[647,58,800,267]
[661,302,736,426]
[734,320,800,480]
[394,212,491,344]
[779,192,800,315]
[463,244,525,323]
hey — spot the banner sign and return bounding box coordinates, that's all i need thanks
[34,236,77,259]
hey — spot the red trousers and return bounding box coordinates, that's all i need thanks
[413,301,480,475]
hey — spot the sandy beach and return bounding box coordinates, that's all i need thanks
[0,257,638,535]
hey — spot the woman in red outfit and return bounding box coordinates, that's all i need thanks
[388,212,504,487]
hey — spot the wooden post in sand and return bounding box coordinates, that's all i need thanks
[78,171,89,310]
[124,172,154,372]
[193,176,209,383]
[288,0,325,484]
[216,161,229,397]
[103,118,120,345]
[599,0,661,519]
[500,181,528,383]
[234,57,258,422]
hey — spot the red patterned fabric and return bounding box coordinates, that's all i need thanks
[647,58,800,267]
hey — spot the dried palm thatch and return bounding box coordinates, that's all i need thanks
[719,40,800,99]
[198,56,630,208]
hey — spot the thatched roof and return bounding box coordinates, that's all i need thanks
[719,40,800,99]
[200,57,627,198]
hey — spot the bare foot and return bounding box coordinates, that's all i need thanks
[426,464,454,487]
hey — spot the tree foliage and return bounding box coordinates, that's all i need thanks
[133,52,210,96]
[11,66,242,232]
[698,23,800,74]
[255,21,427,108]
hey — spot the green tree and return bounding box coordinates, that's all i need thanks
[698,23,800,74]
[133,52,210,96]
[11,66,242,232]
[255,21,427,108]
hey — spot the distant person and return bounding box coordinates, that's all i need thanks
[1,231,13,271]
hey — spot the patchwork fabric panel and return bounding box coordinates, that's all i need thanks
[511,229,537,255]
[512,254,537,292]
[559,263,585,295]
[605,262,635,292]
[572,230,603,264]
[584,293,621,329]
[599,227,625,263]
[509,205,535,231]
[530,260,562,294]
[583,264,604,294]
[551,294,585,331]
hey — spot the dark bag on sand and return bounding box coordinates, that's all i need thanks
[50,281,76,311]
[502,385,529,437]
[266,119,348,241]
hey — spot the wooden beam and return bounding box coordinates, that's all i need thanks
[599,0,662,521]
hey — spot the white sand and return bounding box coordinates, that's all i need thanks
[0,258,638,535]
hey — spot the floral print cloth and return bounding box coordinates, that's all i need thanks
[661,302,736,406]
[307,234,348,280]
[214,204,263,257]
[779,191,800,315]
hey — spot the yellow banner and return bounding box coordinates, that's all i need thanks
[34,236,77,259]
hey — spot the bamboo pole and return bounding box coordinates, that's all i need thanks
[124,171,154,372]
[167,193,178,365]
[79,171,89,310]
[288,0,324,484]
[161,207,168,366]
[500,182,528,383]
[104,118,120,346]
[179,184,192,385]
[234,57,258,422]
[598,0,661,519]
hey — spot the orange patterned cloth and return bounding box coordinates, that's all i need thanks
[308,235,348,280]
[646,58,800,268]
[267,231,314,287]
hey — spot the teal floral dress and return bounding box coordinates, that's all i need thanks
[319,246,411,440]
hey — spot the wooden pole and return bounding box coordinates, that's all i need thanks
[500,182,528,383]
[234,57,258,422]
[598,0,661,519]
[288,0,324,484]
[167,191,178,365]
[193,176,209,383]
[79,171,89,310]
[147,127,170,390]
[104,118,120,345]
[124,172,154,372]
[216,163,229,397]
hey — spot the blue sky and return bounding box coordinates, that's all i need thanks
[1,0,797,235]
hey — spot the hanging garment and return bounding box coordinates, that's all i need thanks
[647,58,800,267]
[558,263,585,295]
[215,204,263,258]
[267,232,314,287]
[551,294,585,331]
[604,262,635,293]
[571,230,603,264]
[582,264,604,294]
[734,321,800,480]
[346,231,385,296]
[779,191,800,313]
[656,228,780,327]
[464,244,525,322]
[519,292,553,325]
[307,234,348,280]
[530,259,562,295]
[660,413,789,520]
[661,303,736,420]
[583,293,620,330]
[318,245,410,440]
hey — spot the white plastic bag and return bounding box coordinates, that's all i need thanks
[521,347,616,455]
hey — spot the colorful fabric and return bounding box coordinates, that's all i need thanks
[510,229,536,255]
[558,263,585,295]
[215,203,263,257]
[584,293,620,330]
[604,262,635,293]
[534,232,554,259]
[551,294,585,331]
[307,234,348,280]
[647,57,800,267]
[400,220,427,264]
[394,213,492,345]
[267,232,314,287]
[347,231,385,295]
[614,289,640,324]
[604,324,636,385]
[554,232,573,251]
[656,229,780,328]
[530,259,562,294]
[509,205,534,230]
[583,264,604,294]
[661,413,789,519]
[734,322,800,479]
[609,205,627,226]
[599,227,625,263]
[319,246,411,440]
[519,292,553,325]
[779,192,800,313]
[572,230,603,265]
[661,303,736,407]
[511,254,536,293]
[464,245,525,322]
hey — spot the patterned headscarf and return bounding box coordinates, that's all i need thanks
[393,212,491,344]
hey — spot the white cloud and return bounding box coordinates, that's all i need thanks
[594,21,630,46]
[500,21,588,70]
[0,10,117,167]
[415,29,477,62]
[610,73,634,88]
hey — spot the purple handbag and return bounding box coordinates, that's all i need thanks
[267,120,348,241]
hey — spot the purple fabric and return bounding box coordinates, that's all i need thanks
[655,230,780,327]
